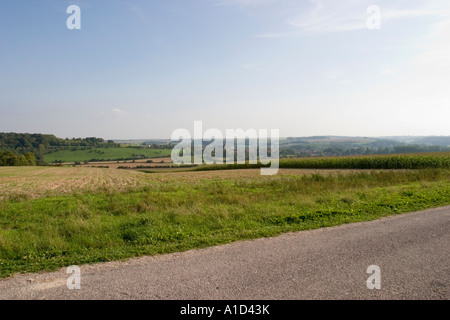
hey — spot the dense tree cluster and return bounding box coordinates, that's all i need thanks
[0,150,36,166]
[0,133,119,166]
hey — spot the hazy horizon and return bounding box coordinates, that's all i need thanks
[2,132,450,141]
[1,0,450,139]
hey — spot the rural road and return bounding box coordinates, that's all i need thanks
[0,206,449,300]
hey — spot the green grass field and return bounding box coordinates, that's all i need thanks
[44,147,172,163]
[1,163,450,278]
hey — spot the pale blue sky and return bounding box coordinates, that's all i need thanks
[1,0,449,139]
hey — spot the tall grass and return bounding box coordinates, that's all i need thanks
[279,154,450,169]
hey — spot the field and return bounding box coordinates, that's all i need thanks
[1,157,450,278]
[0,166,376,201]
[0,167,149,201]
[277,152,450,169]
[44,147,172,163]
[194,152,450,171]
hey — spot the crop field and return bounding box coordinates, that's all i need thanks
[278,152,450,169]
[1,158,450,278]
[44,147,172,163]
[194,152,450,171]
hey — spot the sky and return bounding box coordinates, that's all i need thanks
[0,0,449,139]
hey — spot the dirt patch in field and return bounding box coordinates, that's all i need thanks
[78,157,173,169]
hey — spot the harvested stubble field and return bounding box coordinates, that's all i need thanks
[0,166,366,200]
[0,167,148,201]
[1,165,450,278]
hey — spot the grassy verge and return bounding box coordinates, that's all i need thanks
[1,169,450,278]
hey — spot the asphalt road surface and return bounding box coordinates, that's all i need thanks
[0,206,449,300]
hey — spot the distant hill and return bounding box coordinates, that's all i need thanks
[116,135,450,158]
[384,136,450,147]
[279,136,450,157]
[1,132,449,166]
[114,139,171,146]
